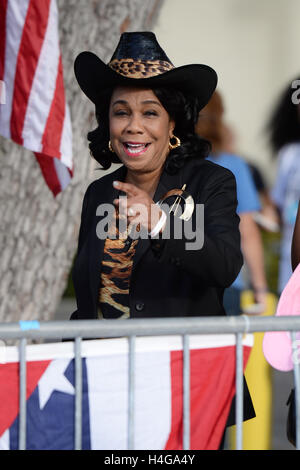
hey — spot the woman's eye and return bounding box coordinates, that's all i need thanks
[114,110,128,116]
[144,110,158,116]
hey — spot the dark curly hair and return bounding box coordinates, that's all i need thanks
[267,77,300,155]
[87,86,211,174]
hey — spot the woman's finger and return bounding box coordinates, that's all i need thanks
[113,180,140,196]
[114,198,140,219]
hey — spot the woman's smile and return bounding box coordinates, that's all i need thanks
[122,141,151,156]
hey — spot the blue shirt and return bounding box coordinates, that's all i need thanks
[207,153,261,289]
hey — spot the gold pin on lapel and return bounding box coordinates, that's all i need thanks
[158,184,194,221]
[169,184,186,216]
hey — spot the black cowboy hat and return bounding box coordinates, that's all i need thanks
[74,31,217,110]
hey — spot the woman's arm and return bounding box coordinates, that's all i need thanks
[239,212,267,306]
[292,200,300,271]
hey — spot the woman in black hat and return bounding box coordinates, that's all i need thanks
[71,31,243,321]
[71,31,254,448]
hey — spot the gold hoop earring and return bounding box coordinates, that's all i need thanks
[108,140,114,152]
[169,135,181,150]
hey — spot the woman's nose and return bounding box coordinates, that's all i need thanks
[125,113,143,134]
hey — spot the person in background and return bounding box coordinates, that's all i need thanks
[215,110,279,233]
[267,77,300,293]
[220,119,279,233]
[196,90,268,315]
[247,162,280,234]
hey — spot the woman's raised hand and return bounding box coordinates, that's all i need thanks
[113,181,163,234]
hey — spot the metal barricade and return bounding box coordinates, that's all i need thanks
[1,314,300,450]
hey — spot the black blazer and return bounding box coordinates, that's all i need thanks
[70,157,243,320]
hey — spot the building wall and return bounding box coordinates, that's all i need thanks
[153,0,300,185]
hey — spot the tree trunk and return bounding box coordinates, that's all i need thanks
[0,0,164,322]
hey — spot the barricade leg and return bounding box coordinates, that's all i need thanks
[128,335,135,450]
[74,337,82,450]
[18,338,27,450]
[183,334,190,450]
[291,332,300,449]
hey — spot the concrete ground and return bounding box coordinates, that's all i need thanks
[55,298,297,451]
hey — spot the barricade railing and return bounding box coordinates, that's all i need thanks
[0,314,299,451]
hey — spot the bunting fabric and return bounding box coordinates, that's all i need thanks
[0,0,73,196]
[0,334,253,450]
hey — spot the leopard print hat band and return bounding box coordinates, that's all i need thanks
[109,58,174,79]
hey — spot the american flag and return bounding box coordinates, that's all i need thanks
[0,0,73,196]
[0,334,253,450]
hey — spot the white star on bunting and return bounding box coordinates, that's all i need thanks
[38,358,75,410]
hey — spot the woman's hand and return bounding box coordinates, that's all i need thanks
[112,181,165,234]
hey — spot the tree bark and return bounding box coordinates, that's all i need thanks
[0,0,164,322]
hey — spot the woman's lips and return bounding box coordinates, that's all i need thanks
[122,142,150,156]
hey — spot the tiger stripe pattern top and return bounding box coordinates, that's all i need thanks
[98,209,138,319]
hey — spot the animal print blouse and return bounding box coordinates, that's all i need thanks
[98,209,138,319]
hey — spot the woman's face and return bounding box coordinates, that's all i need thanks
[109,87,175,174]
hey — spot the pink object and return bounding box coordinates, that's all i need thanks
[263,263,300,371]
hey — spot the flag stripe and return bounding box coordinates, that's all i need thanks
[86,351,172,450]
[10,0,51,145]
[35,152,62,196]
[165,346,251,450]
[0,0,8,80]
[59,103,73,169]
[165,350,183,450]
[22,0,60,153]
[0,0,31,139]
[41,54,65,157]
[189,347,235,449]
